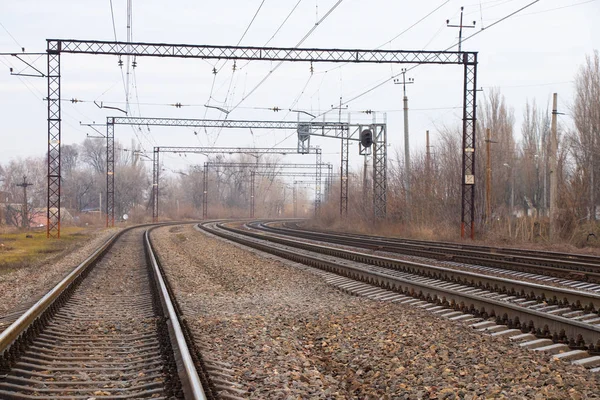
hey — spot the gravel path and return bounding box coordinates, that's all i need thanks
[153,224,600,399]
[0,228,120,316]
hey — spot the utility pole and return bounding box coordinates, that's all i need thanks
[446,6,476,53]
[250,170,256,218]
[394,69,414,219]
[16,176,33,229]
[293,182,298,218]
[426,130,431,176]
[485,129,497,224]
[549,93,558,240]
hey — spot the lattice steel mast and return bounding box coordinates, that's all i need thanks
[46,39,477,238]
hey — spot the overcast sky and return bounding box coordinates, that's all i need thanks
[0,0,598,176]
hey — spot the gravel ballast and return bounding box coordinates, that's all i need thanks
[153,224,600,399]
[0,228,120,317]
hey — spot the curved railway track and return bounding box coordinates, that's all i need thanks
[201,221,600,371]
[264,221,600,283]
[0,225,214,399]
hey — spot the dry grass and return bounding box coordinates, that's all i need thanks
[306,212,600,257]
[0,227,90,273]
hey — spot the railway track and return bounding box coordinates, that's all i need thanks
[0,226,214,399]
[201,221,600,371]
[253,221,600,296]
[260,221,600,283]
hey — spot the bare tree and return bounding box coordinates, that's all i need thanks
[519,99,551,216]
[569,50,600,221]
[476,89,516,222]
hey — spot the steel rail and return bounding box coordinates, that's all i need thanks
[1,224,208,400]
[200,222,600,349]
[282,221,600,270]
[0,230,119,355]
[144,230,207,400]
[264,222,600,281]
[238,222,600,310]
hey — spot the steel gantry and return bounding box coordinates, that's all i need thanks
[151,146,323,222]
[47,39,477,238]
[202,162,325,219]
[104,116,324,224]
[152,152,331,222]
[152,146,322,222]
[301,122,386,218]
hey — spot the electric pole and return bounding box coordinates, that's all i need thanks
[293,182,298,218]
[446,6,476,53]
[394,69,414,220]
[425,130,433,217]
[485,129,498,224]
[549,93,558,240]
[426,130,431,175]
[16,176,33,229]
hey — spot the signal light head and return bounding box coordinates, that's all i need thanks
[360,129,373,148]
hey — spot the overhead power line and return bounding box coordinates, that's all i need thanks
[228,0,346,115]
[236,0,266,46]
[109,0,118,40]
[315,0,541,117]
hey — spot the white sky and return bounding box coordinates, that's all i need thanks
[0,0,598,177]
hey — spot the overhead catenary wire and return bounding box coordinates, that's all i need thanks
[109,0,118,41]
[204,0,269,117]
[236,0,304,72]
[228,0,346,115]
[314,0,542,118]
[0,56,90,136]
[314,1,450,76]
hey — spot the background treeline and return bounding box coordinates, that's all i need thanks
[1,51,597,245]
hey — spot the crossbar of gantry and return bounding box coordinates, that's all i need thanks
[151,146,321,222]
[202,162,323,219]
[47,39,476,239]
[106,117,330,224]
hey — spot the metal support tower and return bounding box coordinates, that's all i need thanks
[373,122,388,218]
[326,164,334,202]
[46,47,61,238]
[202,163,208,219]
[250,171,255,218]
[315,149,322,215]
[106,122,115,227]
[152,147,159,223]
[293,183,297,218]
[340,124,350,217]
[461,54,478,239]
[46,39,476,238]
